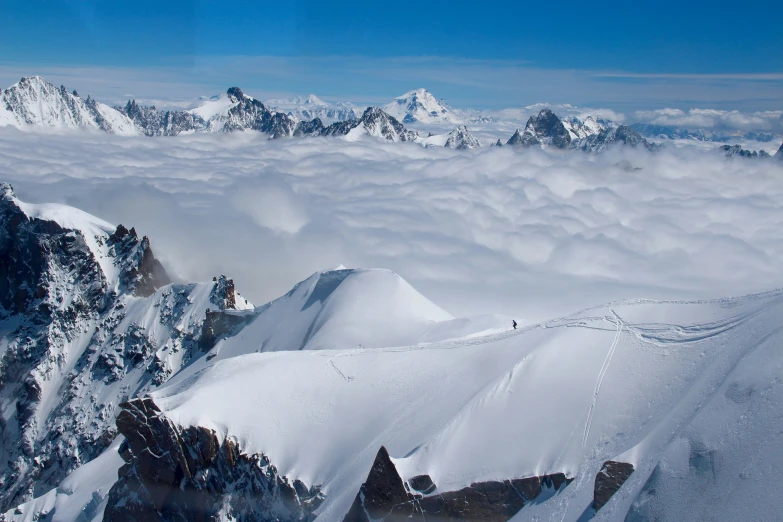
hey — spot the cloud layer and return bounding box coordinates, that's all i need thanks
[2,128,782,323]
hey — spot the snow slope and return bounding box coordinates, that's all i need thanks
[194,268,514,362]
[151,288,783,521]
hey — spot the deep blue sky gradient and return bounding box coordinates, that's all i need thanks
[1,0,781,109]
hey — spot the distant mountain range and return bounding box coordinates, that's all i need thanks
[1,77,782,158]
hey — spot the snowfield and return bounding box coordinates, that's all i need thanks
[150,286,783,521]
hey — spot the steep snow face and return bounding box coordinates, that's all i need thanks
[189,94,239,122]
[562,115,609,140]
[383,88,462,124]
[0,77,137,135]
[0,184,249,512]
[151,289,783,521]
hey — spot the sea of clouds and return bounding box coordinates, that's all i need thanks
[2,127,782,323]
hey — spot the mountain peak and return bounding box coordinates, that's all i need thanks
[383,88,461,124]
[226,86,246,102]
[444,125,481,149]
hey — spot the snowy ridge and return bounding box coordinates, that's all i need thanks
[0,77,136,135]
[143,287,783,521]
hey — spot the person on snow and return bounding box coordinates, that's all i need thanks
[512,320,517,330]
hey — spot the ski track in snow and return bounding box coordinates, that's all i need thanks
[582,311,623,449]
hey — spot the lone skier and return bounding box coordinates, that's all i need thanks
[512,320,517,330]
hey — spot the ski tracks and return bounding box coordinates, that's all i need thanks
[582,310,624,448]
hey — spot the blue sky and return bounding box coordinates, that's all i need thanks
[1,0,782,110]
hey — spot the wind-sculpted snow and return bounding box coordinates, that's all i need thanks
[2,129,783,323]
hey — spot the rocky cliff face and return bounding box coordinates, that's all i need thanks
[0,183,250,512]
[343,447,573,522]
[103,398,323,522]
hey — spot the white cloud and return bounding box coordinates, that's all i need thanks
[633,107,783,131]
[1,127,782,324]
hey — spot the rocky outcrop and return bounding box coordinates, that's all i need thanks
[444,125,481,149]
[104,398,323,522]
[506,108,575,149]
[593,460,634,511]
[109,224,171,297]
[506,129,539,148]
[720,144,771,158]
[776,142,783,160]
[343,446,573,521]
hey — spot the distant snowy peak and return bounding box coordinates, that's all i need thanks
[776,142,783,159]
[0,76,137,135]
[266,93,363,123]
[383,88,462,124]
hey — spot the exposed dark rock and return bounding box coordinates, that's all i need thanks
[108,225,170,297]
[593,460,634,511]
[294,117,325,137]
[409,474,436,494]
[506,129,539,148]
[104,397,323,522]
[343,446,573,522]
[525,108,572,149]
[776,142,783,160]
[720,144,769,158]
[494,139,503,147]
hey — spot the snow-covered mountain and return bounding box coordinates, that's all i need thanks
[5,188,783,521]
[443,125,481,149]
[505,108,573,149]
[266,94,363,123]
[503,109,658,153]
[322,107,419,142]
[777,142,783,159]
[0,77,136,135]
[383,88,462,124]
[0,183,251,515]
